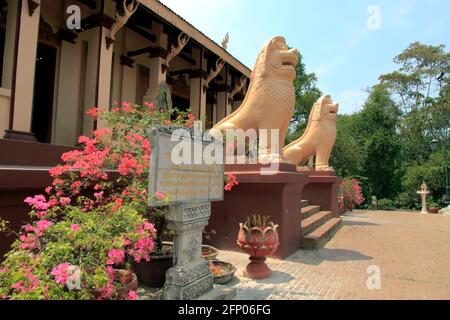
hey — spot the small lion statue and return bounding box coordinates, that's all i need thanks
[214,36,299,161]
[283,95,339,171]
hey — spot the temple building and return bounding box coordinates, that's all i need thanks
[0,0,251,257]
[0,0,250,146]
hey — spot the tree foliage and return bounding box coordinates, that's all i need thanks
[290,41,449,209]
[286,52,322,144]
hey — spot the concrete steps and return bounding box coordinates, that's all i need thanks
[301,217,342,249]
[300,199,309,208]
[301,211,333,235]
[301,205,321,219]
[300,199,343,249]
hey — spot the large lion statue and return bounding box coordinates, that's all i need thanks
[283,95,338,171]
[214,36,298,161]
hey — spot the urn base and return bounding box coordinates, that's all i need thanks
[243,256,272,280]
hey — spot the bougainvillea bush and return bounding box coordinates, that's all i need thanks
[0,101,236,300]
[0,201,155,300]
[338,178,365,210]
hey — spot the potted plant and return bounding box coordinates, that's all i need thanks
[378,198,395,211]
[132,205,174,288]
[237,215,279,279]
[428,202,440,214]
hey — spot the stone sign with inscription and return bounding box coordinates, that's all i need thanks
[147,126,225,300]
[148,126,224,206]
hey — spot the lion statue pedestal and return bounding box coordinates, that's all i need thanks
[208,163,309,260]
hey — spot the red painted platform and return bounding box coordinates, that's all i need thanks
[208,163,309,260]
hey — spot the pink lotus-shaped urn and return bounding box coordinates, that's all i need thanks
[237,218,279,279]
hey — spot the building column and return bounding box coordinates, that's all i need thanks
[82,16,114,134]
[3,0,40,141]
[143,22,167,103]
[216,65,231,124]
[54,40,83,145]
[189,47,207,123]
[0,0,15,135]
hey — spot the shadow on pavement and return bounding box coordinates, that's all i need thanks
[288,248,373,265]
[343,220,380,227]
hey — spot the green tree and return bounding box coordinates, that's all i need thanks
[380,42,449,112]
[286,52,322,144]
[379,42,450,165]
[330,114,364,177]
[396,150,447,209]
[355,85,402,199]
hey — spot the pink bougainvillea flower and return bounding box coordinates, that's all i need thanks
[11,280,25,290]
[48,198,58,207]
[77,136,90,145]
[94,191,104,199]
[118,153,138,176]
[111,198,123,212]
[70,181,82,189]
[127,290,138,300]
[51,263,71,285]
[19,233,39,250]
[106,249,125,266]
[36,211,48,219]
[144,102,155,110]
[155,192,166,201]
[224,173,239,191]
[45,186,52,194]
[128,236,154,263]
[99,266,115,299]
[86,107,99,119]
[94,184,103,190]
[122,102,135,113]
[36,220,53,231]
[59,197,71,206]
[143,222,156,234]
[93,128,110,139]
[24,195,49,210]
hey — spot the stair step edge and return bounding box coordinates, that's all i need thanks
[303,217,342,239]
[301,205,321,218]
[301,211,333,231]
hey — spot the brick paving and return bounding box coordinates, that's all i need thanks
[217,210,450,300]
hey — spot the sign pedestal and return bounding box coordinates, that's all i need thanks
[164,201,214,300]
[148,126,228,300]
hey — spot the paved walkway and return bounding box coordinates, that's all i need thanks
[217,210,450,300]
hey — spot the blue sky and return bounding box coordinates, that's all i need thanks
[160,0,450,114]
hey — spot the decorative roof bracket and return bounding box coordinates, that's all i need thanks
[228,75,247,104]
[27,0,40,17]
[106,0,139,50]
[163,32,190,73]
[203,58,225,93]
